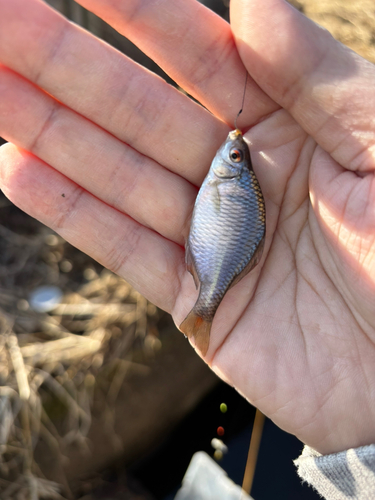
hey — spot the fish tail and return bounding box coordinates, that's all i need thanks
[179,310,212,356]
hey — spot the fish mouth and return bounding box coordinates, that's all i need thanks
[228,129,243,140]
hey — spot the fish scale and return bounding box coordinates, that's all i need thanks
[180,129,266,355]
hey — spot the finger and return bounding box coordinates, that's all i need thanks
[0,143,183,312]
[231,0,375,172]
[0,66,196,245]
[75,0,278,127]
[0,0,228,179]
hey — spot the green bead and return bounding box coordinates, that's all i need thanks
[220,403,227,413]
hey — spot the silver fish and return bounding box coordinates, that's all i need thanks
[180,129,266,355]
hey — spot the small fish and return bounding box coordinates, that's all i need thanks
[180,129,266,355]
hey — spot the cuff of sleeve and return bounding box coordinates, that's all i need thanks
[294,444,375,500]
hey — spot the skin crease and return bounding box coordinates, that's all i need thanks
[0,0,374,456]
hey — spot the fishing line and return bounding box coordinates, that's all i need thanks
[234,72,248,131]
[234,71,265,498]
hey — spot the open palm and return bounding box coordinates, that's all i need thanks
[0,0,374,456]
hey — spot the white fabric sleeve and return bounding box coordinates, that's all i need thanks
[294,444,375,499]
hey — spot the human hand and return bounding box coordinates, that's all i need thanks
[0,0,374,457]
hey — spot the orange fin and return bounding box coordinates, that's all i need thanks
[179,310,212,356]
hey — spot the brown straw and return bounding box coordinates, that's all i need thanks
[242,409,265,496]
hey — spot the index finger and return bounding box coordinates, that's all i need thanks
[75,0,278,127]
[0,0,278,184]
[231,0,375,173]
[0,0,226,185]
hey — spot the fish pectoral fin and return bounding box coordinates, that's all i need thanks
[207,179,221,213]
[229,236,265,290]
[179,310,212,356]
[185,242,199,289]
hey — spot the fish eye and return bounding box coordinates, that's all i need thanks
[229,148,243,163]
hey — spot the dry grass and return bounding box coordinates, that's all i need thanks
[289,0,375,62]
[0,194,161,499]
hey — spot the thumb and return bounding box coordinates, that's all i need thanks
[231,0,375,173]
